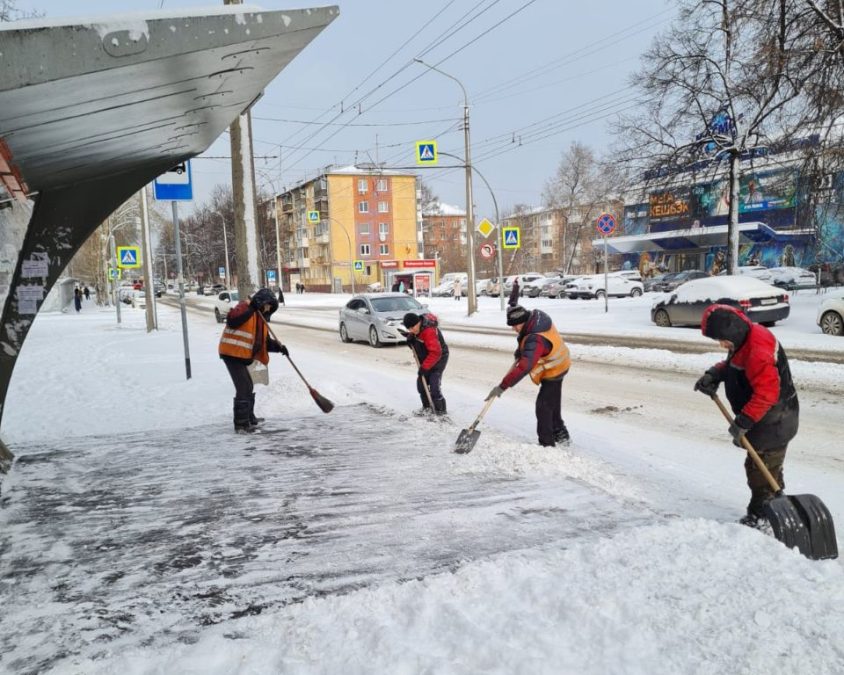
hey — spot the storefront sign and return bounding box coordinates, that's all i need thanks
[403,259,435,268]
[380,260,399,268]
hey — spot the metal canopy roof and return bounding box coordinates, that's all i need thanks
[592,222,814,254]
[0,6,338,441]
[0,6,338,193]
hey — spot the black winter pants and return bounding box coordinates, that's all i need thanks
[223,358,254,399]
[417,362,446,406]
[536,375,566,447]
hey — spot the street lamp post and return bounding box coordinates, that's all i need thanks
[211,211,232,289]
[414,58,477,316]
[323,215,355,294]
[255,169,285,293]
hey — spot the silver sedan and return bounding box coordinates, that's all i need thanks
[338,293,427,347]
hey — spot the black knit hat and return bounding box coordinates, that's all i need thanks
[506,305,531,326]
[701,304,750,347]
[402,312,421,329]
[251,288,279,316]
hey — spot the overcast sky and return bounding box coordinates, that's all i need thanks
[14,0,673,218]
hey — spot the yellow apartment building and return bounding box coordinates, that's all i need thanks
[271,166,432,293]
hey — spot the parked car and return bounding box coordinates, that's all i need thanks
[643,273,672,293]
[720,265,774,283]
[610,270,643,282]
[816,293,844,336]
[118,286,135,304]
[503,273,544,296]
[131,290,147,309]
[769,266,818,291]
[651,276,789,328]
[540,276,580,298]
[654,270,708,292]
[213,290,240,323]
[153,281,166,297]
[475,278,491,296]
[565,274,644,299]
[522,275,562,298]
[339,293,427,347]
[432,273,468,297]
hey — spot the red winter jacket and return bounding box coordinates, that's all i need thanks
[703,305,799,449]
[411,313,449,371]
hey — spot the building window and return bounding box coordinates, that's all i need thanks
[360,244,371,256]
[359,222,370,235]
[358,179,368,194]
[378,201,389,213]
[379,222,389,236]
[376,178,388,192]
[380,244,389,255]
[359,200,369,213]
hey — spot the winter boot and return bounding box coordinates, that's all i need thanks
[554,425,571,447]
[738,509,768,530]
[233,397,254,434]
[433,398,447,416]
[249,393,264,427]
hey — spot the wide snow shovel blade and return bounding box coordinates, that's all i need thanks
[712,395,837,561]
[454,396,497,454]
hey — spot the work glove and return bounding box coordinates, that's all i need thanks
[728,413,753,448]
[280,345,289,357]
[694,369,721,397]
[485,385,504,401]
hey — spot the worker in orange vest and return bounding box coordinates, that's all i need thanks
[218,288,287,433]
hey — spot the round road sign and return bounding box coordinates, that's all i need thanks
[480,243,495,259]
[595,213,616,236]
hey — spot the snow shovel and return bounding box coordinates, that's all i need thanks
[712,395,837,561]
[454,395,498,454]
[399,329,435,411]
[257,314,334,414]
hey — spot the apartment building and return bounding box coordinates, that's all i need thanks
[270,165,423,292]
[420,201,467,275]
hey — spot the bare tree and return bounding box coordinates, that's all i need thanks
[615,0,822,273]
[542,142,613,274]
[0,0,42,21]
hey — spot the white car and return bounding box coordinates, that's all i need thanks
[522,275,562,298]
[817,293,844,336]
[769,266,818,291]
[131,290,147,309]
[213,290,240,323]
[565,274,644,299]
[720,265,774,283]
[503,273,544,296]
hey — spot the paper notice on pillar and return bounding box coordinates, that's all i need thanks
[21,253,49,278]
[17,285,44,314]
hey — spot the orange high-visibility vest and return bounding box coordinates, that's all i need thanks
[218,312,270,364]
[525,325,570,384]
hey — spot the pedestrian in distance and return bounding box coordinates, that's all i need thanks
[277,285,285,307]
[486,305,571,447]
[402,311,449,416]
[694,304,799,528]
[453,277,462,301]
[83,286,90,301]
[508,278,520,307]
[73,287,82,312]
[218,287,288,433]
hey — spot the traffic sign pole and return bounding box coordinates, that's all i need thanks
[604,235,609,313]
[171,201,192,380]
[595,213,616,314]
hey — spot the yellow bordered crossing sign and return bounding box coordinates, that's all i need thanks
[415,140,438,165]
[502,227,520,250]
[117,246,141,269]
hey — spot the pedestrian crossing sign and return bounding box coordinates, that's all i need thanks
[117,246,141,269]
[502,227,520,250]
[353,260,364,271]
[307,210,320,223]
[108,268,121,280]
[415,140,438,165]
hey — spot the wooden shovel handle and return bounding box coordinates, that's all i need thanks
[711,394,782,493]
[469,395,498,432]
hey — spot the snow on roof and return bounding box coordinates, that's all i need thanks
[422,202,465,217]
[0,5,268,33]
[326,164,415,177]
[672,275,782,302]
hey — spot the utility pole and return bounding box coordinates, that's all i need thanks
[225,0,260,298]
[138,187,157,331]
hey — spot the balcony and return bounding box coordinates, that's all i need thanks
[296,257,310,269]
[316,233,330,244]
[297,236,309,247]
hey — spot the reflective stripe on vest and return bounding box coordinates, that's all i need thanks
[527,325,570,384]
[218,314,269,364]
